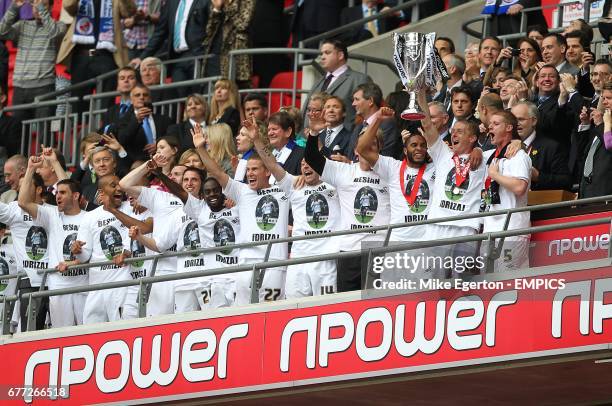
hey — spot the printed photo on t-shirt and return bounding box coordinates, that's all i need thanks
[444,167,470,201]
[256,195,279,231]
[354,186,378,224]
[306,193,330,229]
[100,226,123,260]
[63,233,78,261]
[213,219,236,254]
[404,175,431,214]
[183,221,202,255]
[25,226,48,261]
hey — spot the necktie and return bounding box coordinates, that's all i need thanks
[143,117,154,144]
[321,73,334,92]
[119,103,129,116]
[366,7,377,36]
[537,95,549,107]
[583,136,601,178]
[173,0,186,51]
[325,127,333,147]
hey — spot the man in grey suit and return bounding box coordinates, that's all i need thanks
[304,39,370,131]
[542,33,579,76]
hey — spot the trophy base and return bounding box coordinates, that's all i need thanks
[400,109,426,121]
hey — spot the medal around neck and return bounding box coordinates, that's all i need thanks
[392,32,449,121]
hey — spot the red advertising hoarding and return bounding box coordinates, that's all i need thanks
[0,265,610,405]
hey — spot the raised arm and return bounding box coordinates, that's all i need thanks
[18,156,43,219]
[118,161,149,199]
[356,107,395,165]
[42,145,69,182]
[417,92,438,146]
[243,117,286,181]
[304,126,326,176]
[147,158,188,203]
[192,124,230,187]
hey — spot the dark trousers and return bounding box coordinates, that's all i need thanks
[18,277,49,332]
[70,48,118,115]
[12,84,56,123]
[336,253,363,292]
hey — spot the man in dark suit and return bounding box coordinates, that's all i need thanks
[542,33,579,76]
[532,65,582,151]
[347,82,401,161]
[512,101,571,191]
[434,54,482,120]
[449,86,480,130]
[100,66,138,133]
[117,84,172,164]
[303,39,370,131]
[338,0,402,46]
[131,0,209,85]
[318,96,352,158]
[268,111,304,176]
[290,0,348,48]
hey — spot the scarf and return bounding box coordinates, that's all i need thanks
[73,0,116,52]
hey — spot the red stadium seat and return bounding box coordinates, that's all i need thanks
[268,70,303,113]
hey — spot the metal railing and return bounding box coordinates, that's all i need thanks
[1,194,610,333]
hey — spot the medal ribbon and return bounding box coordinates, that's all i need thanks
[399,161,426,206]
[452,154,471,187]
[485,143,508,189]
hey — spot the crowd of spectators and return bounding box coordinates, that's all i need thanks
[0,0,611,332]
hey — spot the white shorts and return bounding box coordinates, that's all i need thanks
[49,292,88,328]
[285,259,336,299]
[122,270,176,319]
[174,279,235,313]
[83,287,128,324]
[234,259,286,306]
[481,236,530,273]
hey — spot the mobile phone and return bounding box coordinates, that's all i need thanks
[488,88,499,94]
[144,102,154,110]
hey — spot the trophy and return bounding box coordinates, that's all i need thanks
[393,32,448,120]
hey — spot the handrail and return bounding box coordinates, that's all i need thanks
[1,97,79,113]
[299,0,429,48]
[2,215,610,303]
[461,0,584,40]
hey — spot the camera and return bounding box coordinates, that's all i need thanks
[511,48,521,57]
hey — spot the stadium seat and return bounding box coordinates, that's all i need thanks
[269,70,303,113]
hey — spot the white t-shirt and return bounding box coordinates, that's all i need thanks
[128,208,154,281]
[482,149,532,232]
[427,139,487,230]
[184,194,240,271]
[278,174,340,256]
[35,206,88,289]
[75,202,132,285]
[0,201,51,287]
[373,156,436,241]
[0,238,17,297]
[321,160,390,251]
[138,187,183,273]
[223,176,291,260]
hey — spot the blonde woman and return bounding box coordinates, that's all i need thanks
[178,148,205,169]
[205,123,237,177]
[234,119,268,182]
[209,78,241,137]
[168,94,209,151]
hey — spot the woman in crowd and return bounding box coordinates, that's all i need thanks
[527,24,548,48]
[233,119,268,182]
[205,123,237,177]
[167,94,209,152]
[280,106,306,147]
[513,37,542,85]
[178,148,205,169]
[209,78,241,137]
[150,136,180,191]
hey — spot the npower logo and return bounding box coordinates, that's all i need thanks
[547,233,610,257]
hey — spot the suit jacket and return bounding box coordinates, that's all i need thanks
[141,0,209,59]
[304,66,370,130]
[347,118,401,162]
[99,103,133,133]
[167,120,196,152]
[534,91,581,149]
[211,107,240,137]
[528,134,571,190]
[433,80,482,119]
[318,126,352,158]
[489,0,547,38]
[579,124,612,198]
[282,146,305,176]
[338,4,400,45]
[57,0,136,68]
[117,107,172,162]
[290,0,347,44]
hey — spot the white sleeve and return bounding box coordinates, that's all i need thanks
[428,137,452,164]
[277,173,294,194]
[321,160,352,187]
[155,211,181,252]
[0,202,18,225]
[33,205,55,229]
[75,214,93,263]
[137,187,157,212]
[183,194,206,220]
[372,155,397,183]
[223,177,245,201]
[506,152,531,182]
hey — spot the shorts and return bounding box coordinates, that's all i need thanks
[422,224,479,279]
[83,287,128,324]
[234,258,286,306]
[481,235,530,273]
[122,270,176,319]
[49,292,88,328]
[285,259,336,298]
[174,278,235,313]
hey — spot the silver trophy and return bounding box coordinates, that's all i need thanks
[393,32,448,120]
